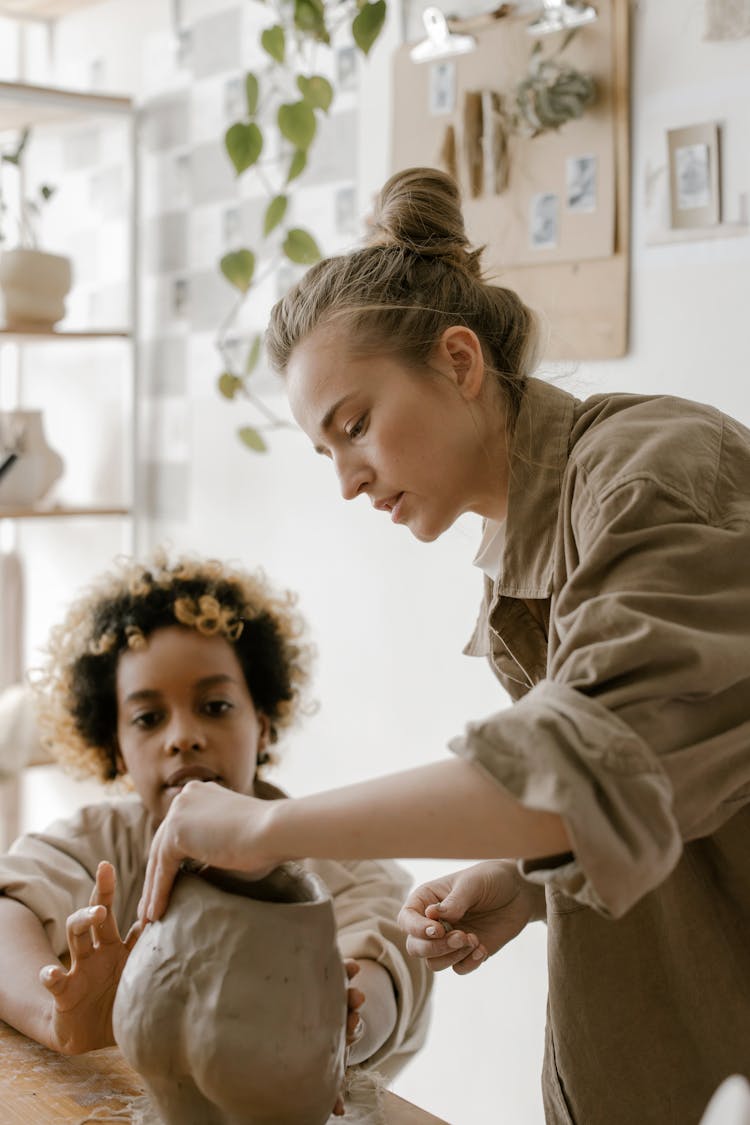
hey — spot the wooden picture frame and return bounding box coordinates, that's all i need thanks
[667,121,721,229]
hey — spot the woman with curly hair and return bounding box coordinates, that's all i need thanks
[0,552,431,1082]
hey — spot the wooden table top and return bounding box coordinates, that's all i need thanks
[0,1019,449,1124]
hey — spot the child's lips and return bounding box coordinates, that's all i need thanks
[164,765,219,789]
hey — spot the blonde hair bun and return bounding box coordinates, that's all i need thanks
[367,167,483,280]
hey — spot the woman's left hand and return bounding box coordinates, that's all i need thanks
[138,780,281,923]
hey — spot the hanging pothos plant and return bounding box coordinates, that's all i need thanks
[216,0,387,452]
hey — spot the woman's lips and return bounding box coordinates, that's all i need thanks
[391,493,405,523]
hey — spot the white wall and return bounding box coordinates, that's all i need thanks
[10,2,750,1123]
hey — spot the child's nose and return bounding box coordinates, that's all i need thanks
[165,716,206,754]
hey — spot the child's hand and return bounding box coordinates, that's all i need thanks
[397,859,543,975]
[344,958,366,1053]
[330,959,366,1118]
[39,860,143,1055]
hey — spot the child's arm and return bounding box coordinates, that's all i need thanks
[0,861,142,1054]
[0,894,65,1047]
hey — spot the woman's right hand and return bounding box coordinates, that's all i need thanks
[397,859,544,975]
[139,781,281,923]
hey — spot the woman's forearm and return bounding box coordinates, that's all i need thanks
[0,896,58,1047]
[259,758,569,865]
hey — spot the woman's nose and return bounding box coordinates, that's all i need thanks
[335,454,372,501]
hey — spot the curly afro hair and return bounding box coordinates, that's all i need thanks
[33,550,314,784]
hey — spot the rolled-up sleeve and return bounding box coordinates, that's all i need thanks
[304,856,432,1079]
[451,472,750,918]
[0,799,151,955]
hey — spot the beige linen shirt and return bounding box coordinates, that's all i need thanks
[0,793,431,1080]
[453,377,750,1125]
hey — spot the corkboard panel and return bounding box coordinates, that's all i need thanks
[391,0,631,360]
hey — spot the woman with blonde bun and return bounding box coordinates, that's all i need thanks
[142,168,750,1125]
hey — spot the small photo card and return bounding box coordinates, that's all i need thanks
[667,122,721,228]
[429,60,456,116]
[530,192,559,249]
[566,154,597,213]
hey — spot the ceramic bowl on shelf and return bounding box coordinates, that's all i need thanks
[0,248,72,331]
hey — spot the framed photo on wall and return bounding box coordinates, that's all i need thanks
[667,121,721,228]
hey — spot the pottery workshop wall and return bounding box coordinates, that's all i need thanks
[5,1,750,1124]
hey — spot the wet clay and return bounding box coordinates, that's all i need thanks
[113,864,347,1125]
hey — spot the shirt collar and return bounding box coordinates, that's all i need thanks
[472,518,506,581]
[497,376,577,599]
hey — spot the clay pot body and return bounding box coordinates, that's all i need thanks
[0,247,72,329]
[113,865,347,1125]
[0,411,64,507]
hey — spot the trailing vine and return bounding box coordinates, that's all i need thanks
[215,0,386,452]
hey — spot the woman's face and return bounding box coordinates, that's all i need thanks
[286,325,508,542]
[115,626,269,824]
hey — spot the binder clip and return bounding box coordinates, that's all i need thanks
[410,7,477,63]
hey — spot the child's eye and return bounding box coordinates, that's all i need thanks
[132,711,161,730]
[204,699,232,717]
[346,414,367,440]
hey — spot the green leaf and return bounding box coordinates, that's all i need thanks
[283,227,322,265]
[263,194,288,236]
[4,128,30,167]
[220,249,256,293]
[296,74,334,112]
[239,426,268,452]
[246,335,262,374]
[218,372,244,399]
[352,0,386,55]
[261,24,285,62]
[277,101,317,152]
[293,0,329,40]
[245,72,259,117]
[287,149,307,183]
[225,122,263,174]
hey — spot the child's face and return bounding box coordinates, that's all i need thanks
[114,625,269,824]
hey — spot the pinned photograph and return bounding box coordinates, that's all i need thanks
[172,277,190,318]
[223,76,244,122]
[429,60,456,115]
[223,206,242,248]
[530,192,559,249]
[667,122,721,229]
[334,186,357,237]
[336,46,358,92]
[566,154,597,212]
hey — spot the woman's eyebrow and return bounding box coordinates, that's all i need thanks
[314,392,357,453]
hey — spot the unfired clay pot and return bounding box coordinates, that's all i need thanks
[113,864,347,1125]
[0,247,72,329]
[0,411,64,507]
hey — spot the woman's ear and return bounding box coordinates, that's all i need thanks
[433,326,486,400]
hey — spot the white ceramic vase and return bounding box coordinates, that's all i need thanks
[113,864,347,1125]
[0,247,72,330]
[0,411,64,507]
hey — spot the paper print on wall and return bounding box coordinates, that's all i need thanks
[704,0,750,39]
[566,154,597,212]
[429,61,456,115]
[530,192,559,249]
[667,122,721,228]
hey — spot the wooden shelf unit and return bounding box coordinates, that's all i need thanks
[0,0,103,19]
